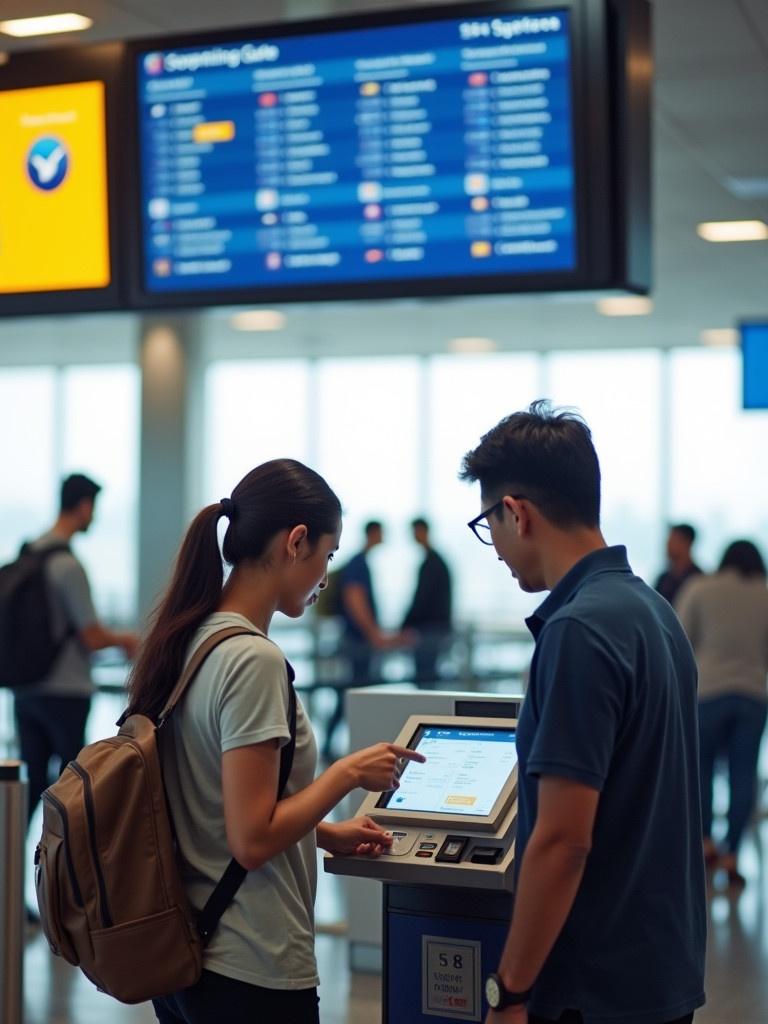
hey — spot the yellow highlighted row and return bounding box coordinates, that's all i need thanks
[192,120,236,144]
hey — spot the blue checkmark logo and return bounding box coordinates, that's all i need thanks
[27,137,69,191]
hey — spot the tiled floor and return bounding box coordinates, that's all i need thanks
[21,825,768,1024]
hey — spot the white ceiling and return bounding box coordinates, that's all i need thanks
[0,0,766,356]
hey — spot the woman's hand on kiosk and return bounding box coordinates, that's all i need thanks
[317,816,392,857]
[342,742,426,793]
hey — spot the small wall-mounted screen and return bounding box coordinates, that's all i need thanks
[0,81,111,294]
[136,9,576,296]
[379,726,518,817]
[742,323,768,410]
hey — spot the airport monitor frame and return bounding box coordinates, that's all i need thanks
[127,0,651,311]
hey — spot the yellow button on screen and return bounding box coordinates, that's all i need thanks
[445,795,478,806]
[193,120,236,144]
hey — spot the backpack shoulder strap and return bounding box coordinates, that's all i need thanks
[196,656,298,946]
[156,625,255,726]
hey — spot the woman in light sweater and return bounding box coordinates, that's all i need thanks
[677,540,768,887]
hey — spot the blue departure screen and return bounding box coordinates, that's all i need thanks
[137,10,576,294]
[742,324,768,409]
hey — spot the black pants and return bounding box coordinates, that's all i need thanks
[13,694,90,824]
[530,1013,694,1024]
[152,969,319,1024]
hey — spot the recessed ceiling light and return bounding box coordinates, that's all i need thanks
[700,328,738,347]
[0,13,93,37]
[696,220,768,243]
[229,309,286,331]
[448,336,497,353]
[595,296,653,316]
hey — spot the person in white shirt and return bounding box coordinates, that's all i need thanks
[677,539,768,887]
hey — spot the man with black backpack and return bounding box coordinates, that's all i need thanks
[4,473,139,826]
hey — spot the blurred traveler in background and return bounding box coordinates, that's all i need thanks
[13,473,140,825]
[321,520,394,760]
[655,523,702,607]
[677,539,768,888]
[402,517,453,684]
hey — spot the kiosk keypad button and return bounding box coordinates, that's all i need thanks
[415,850,434,858]
[419,842,437,850]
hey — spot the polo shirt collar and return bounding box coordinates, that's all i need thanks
[525,545,631,638]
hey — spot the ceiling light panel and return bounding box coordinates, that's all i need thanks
[697,220,768,242]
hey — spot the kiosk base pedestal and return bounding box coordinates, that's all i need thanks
[383,884,513,1024]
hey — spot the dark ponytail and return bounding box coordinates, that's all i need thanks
[126,458,341,722]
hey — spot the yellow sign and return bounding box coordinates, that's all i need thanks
[0,80,111,293]
[445,794,478,806]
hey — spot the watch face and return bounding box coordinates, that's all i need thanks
[485,975,501,1009]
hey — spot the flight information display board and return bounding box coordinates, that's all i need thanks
[0,80,111,294]
[742,323,768,410]
[136,7,577,298]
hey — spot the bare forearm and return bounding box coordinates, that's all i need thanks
[499,832,589,991]
[80,623,134,653]
[232,759,356,869]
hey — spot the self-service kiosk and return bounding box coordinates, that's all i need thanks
[326,714,519,1023]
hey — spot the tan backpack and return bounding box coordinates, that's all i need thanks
[34,625,296,1004]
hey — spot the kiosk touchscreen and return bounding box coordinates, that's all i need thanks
[325,715,519,891]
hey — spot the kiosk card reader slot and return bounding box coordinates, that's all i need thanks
[325,715,518,892]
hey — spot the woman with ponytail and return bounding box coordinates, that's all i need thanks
[127,459,423,1024]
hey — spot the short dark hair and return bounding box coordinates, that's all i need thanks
[670,524,696,545]
[719,540,766,579]
[460,400,601,528]
[61,473,102,513]
[365,520,383,537]
[411,517,429,532]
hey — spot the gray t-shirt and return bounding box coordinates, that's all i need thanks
[161,611,319,989]
[17,531,97,698]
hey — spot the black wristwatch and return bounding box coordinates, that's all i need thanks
[485,973,532,1011]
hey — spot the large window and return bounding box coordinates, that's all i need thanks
[315,358,421,626]
[60,366,140,625]
[669,348,768,571]
[428,353,542,624]
[0,364,139,625]
[203,360,310,502]
[203,345,768,634]
[546,350,664,583]
[0,368,56,564]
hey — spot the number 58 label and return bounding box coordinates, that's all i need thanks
[422,935,482,1020]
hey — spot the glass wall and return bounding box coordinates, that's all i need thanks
[428,354,542,624]
[203,345,768,632]
[0,364,140,625]
[669,348,768,571]
[546,350,664,582]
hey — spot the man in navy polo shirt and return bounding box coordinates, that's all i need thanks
[461,402,705,1024]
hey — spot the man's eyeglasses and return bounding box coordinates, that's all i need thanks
[467,496,527,545]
